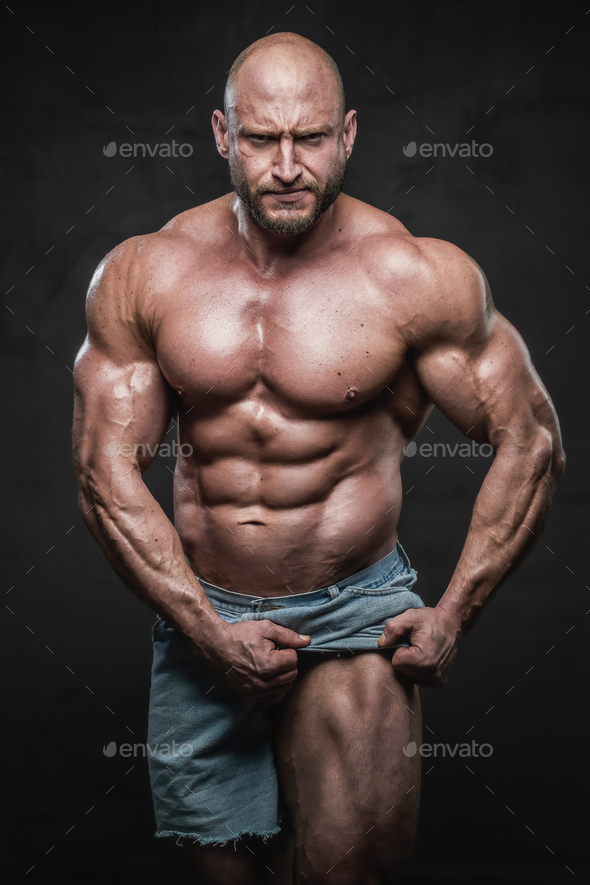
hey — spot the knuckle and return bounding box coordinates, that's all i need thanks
[258,660,274,678]
[252,659,271,680]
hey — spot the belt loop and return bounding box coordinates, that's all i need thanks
[328,585,340,599]
[397,541,411,570]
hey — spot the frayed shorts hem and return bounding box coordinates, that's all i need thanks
[155,825,282,847]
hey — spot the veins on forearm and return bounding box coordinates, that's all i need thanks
[440,439,555,630]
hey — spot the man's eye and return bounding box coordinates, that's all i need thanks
[304,134,323,142]
[251,135,271,143]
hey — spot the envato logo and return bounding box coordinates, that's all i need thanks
[403,441,493,458]
[103,441,193,458]
[403,141,493,158]
[403,740,493,758]
[103,740,194,758]
[103,141,194,158]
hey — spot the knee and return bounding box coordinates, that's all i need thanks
[296,834,412,885]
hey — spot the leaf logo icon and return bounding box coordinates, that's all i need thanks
[103,141,117,157]
[403,441,417,457]
[103,442,117,458]
[403,741,417,757]
[103,741,117,757]
[403,141,417,157]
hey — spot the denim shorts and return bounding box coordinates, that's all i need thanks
[147,542,424,845]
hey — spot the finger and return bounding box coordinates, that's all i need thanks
[268,647,300,673]
[261,622,311,649]
[389,647,417,669]
[391,649,446,685]
[377,612,417,647]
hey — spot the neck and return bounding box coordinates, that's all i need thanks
[228,193,342,273]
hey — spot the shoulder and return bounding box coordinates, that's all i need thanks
[91,197,226,293]
[340,195,485,291]
[84,197,228,353]
[87,196,229,314]
[406,238,495,348]
[350,213,496,349]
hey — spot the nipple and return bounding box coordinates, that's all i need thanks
[176,386,186,396]
[345,388,357,401]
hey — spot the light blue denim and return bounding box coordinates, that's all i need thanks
[147,541,424,845]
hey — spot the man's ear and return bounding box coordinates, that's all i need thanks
[211,110,229,159]
[343,109,357,159]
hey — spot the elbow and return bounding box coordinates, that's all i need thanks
[74,466,118,533]
[75,464,109,509]
[73,455,138,521]
[73,446,92,496]
[73,446,107,514]
[77,488,95,525]
[533,428,565,493]
[551,439,566,488]
[73,460,97,521]
[73,438,113,505]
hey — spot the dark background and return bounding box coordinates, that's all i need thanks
[2,0,589,882]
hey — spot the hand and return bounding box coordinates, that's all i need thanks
[377,605,462,686]
[206,619,311,703]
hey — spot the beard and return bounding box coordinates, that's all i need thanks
[229,155,346,235]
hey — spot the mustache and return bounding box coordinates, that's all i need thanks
[255,180,321,197]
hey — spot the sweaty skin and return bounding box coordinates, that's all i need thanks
[74,197,562,603]
[72,32,564,884]
[82,198,433,594]
[72,34,564,693]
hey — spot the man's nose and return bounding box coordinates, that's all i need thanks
[272,138,302,184]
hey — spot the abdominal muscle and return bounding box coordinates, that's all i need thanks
[173,403,405,597]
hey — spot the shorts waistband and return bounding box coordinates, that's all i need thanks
[195,542,413,614]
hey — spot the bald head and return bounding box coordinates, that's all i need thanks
[224,33,345,125]
[214,33,356,236]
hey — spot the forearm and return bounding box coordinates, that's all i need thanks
[78,462,224,662]
[436,432,563,633]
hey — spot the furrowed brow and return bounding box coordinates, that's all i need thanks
[293,126,333,137]
[240,126,278,137]
[240,124,333,138]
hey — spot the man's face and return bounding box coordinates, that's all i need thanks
[219,60,355,235]
[229,143,346,236]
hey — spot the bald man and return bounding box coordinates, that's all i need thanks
[73,32,564,885]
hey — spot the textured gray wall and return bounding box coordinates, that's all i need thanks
[2,1,588,881]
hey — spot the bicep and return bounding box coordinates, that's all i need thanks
[73,340,174,476]
[73,245,174,477]
[412,312,557,450]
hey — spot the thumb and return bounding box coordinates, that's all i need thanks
[377,612,416,648]
[264,623,311,648]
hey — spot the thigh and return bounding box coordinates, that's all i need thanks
[274,652,422,885]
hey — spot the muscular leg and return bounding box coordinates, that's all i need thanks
[274,651,422,885]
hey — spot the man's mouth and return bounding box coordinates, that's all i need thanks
[266,188,309,203]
